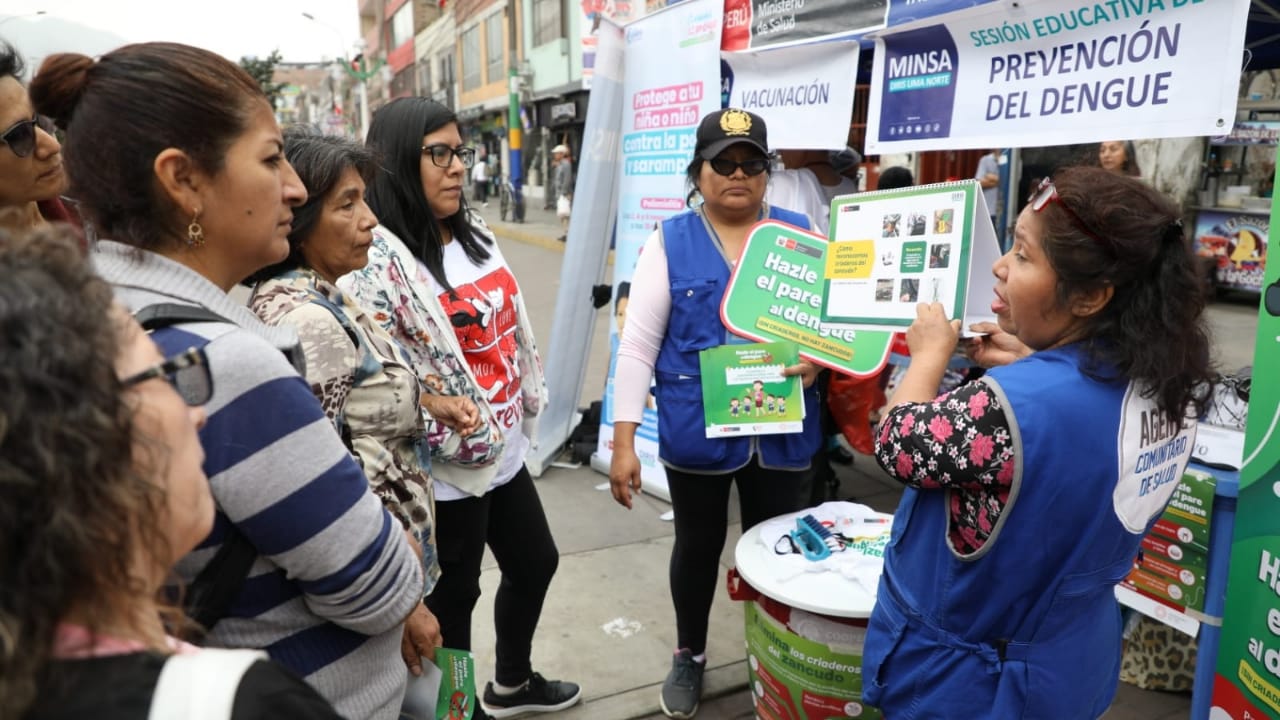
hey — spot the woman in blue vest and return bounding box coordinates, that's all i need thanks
[865,166,1215,718]
[609,108,822,719]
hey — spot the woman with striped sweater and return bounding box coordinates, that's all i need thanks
[31,43,428,719]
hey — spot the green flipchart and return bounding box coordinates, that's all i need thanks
[721,220,893,378]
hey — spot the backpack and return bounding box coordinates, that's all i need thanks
[567,401,603,465]
[147,648,265,720]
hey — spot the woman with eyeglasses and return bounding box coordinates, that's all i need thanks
[608,108,822,719]
[0,41,69,232]
[31,44,427,720]
[0,226,344,719]
[337,97,578,720]
[862,166,1214,719]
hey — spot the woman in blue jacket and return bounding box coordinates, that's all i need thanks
[865,166,1214,719]
[608,108,822,719]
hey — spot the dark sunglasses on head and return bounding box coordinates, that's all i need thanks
[709,156,770,177]
[1029,176,1111,251]
[1,114,56,158]
[120,347,214,407]
[422,143,476,170]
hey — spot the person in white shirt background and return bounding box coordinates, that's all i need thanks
[472,153,490,206]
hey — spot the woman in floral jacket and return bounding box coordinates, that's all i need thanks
[246,129,462,682]
[339,98,579,720]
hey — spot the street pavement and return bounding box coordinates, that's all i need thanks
[464,198,1257,719]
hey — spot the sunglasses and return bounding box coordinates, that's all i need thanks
[1,114,56,158]
[1029,177,1110,251]
[422,144,476,170]
[709,156,770,177]
[120,347,213,407]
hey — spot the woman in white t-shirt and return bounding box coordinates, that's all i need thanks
[338,97,581,720]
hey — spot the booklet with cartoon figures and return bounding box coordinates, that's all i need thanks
[698,341,804,438]
[820,178,1001,335]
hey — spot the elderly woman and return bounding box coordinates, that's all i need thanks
[0,226,343,718]
[608,107,821,719]
[32,44,426,719]
[0,41,69,231]
[248,129,491,675]
[865,166,1213,718]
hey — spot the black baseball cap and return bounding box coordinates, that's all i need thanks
[695,108,769,160]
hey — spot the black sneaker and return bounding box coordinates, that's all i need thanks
[659,649,704,719]
[480,672,582,718]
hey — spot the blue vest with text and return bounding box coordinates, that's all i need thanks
[654,207,821,473]
[862,345,1195,719]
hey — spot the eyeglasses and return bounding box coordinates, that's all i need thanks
[1029,176,1110,251]
[422,144,476,170]
[1,114,56,158]
[120,347,213,407]
[709,156,770,177]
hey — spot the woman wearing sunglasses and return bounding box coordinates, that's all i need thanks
[608,108,821,719]
[0,226,344,719]
[0,42,68,232]
[337,97,578,720]
[31,45,428,720]
[863,166,1213,719]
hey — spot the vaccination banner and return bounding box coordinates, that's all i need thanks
[596,0,723,502]
[865,0,1250,153]
[1212,158,1280,718]
[721,40,860,150]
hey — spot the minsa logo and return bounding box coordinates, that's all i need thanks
[775,237,797,250]
[888,50,953,78]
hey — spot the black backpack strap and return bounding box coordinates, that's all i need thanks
[135,302,231,331]
[185,528,257,640]
[134,302,259,640]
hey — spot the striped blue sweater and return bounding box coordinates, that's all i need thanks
[92,242,425,720]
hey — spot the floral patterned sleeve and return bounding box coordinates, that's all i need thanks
[874,380,1016,555]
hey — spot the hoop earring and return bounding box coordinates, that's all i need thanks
[187,210,205,247]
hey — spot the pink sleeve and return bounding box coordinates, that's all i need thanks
[614,231,670,423]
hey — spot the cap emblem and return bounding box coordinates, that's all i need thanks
[720,109,752,136]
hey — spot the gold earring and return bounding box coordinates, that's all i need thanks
[187,210,205,247]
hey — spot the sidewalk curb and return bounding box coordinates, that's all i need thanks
[488,222,568,254]
[488,222,616,267]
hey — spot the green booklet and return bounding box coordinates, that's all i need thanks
[698,341,804,438]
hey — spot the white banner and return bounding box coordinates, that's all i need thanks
[722,40,860,150]
[595,0,724,502]
[866,0,1250,153]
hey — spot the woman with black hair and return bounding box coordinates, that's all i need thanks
[0,41,69,231]
[338,97,579,720]
[865,165,1214,718]
[1099,140,1141,177]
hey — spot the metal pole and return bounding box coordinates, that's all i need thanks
[507,0,524,221]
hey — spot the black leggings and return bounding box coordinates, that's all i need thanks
[665,459,810,654]
[424,465,559,686]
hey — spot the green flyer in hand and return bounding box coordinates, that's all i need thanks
[436,647,477,720]
[698,341,804,438]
